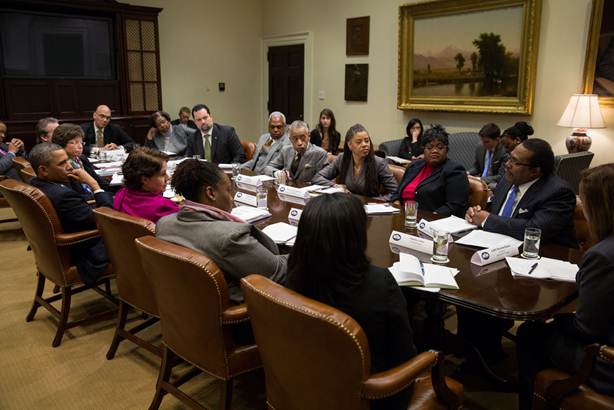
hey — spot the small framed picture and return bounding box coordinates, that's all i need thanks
[345,64,368,101]
[346,16,370,56]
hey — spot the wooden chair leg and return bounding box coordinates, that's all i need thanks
[104,279,112,296]
[26,272,45,322]
[52,284,60,294]
[52,287,72,348]
[220,378,234,410]
[106,300,129,360]
[149,346,175,410]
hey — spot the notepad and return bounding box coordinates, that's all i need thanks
[427,215,477,234]
[505,257,578,282]
[456,230,522,249]
[364,203,400,215]
[230,206,271,223]
[316,187,345,194]
[389,253,459,289]
[262,222,298,245]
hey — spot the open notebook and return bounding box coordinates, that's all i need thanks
[230,206,271,223]
[389,253,459,289]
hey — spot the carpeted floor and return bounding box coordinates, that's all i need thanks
[0,222,519,409]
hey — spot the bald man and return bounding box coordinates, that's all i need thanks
[80,105,135,155]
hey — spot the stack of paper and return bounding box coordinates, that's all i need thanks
[261,222,298,245]
[231,206,271,223]
[505,257,578,282]
[110,173,123,186]
[218,163,235,169]
[364,203,400,215]
[386,155,411,165]
[428,215,477,234]
[316,187,345,194]
[456,230,522,248]
[389,253,459,290]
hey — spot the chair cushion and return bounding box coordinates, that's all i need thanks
[409,374,464,410]
[534,369,614,410]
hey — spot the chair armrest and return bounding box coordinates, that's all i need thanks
[362,351,437,400]
[55,229,100,246]
[543,343,601,402]
[601,345,614,362]
[221,304,249,325]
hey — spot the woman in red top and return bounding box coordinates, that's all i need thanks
[391,124,469,217]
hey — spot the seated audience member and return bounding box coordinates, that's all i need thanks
[114,147,179,223]
[242,111,289,173]
[264,120,328,182]
[516,163,614,410]
[156,159,286,302]
[469,123,506,188]
[494,121,534,188]
[185,104,246,164]
[391,124,469,217]
[144,110,193,156]
[170,106,197,130]
[287,193,416,410]
[0,120,26,180]
[312,124,398,199]
[52,123,110,192]
[309,108,341,155]
[29,143,111,286]
[35,117,59,144]
[398,117,424,160]
[81,105,135,156]
[465,138,576,247]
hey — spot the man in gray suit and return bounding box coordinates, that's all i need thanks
[242,111,290,174]
[264,120,328,182]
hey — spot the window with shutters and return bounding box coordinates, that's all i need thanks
[125,18,161,113]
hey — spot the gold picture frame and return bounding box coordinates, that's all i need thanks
[397,0,541,114]
[582,0,614,107]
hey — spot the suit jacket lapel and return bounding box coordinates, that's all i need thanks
[210,125,218,162]
[416,163,444,189]
[512,177,545,217]
[491,179,511,214]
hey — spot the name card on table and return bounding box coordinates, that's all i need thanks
[389,230,433,255]
[235,174,263,192]
[277,184,310,199]
[471,244,518,266]
[416,219,454,242]
[234,191,257,207]
[288,208,303,225]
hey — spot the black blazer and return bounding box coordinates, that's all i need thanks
[170,118,197,130]
[309,128,341,155]
[398,136,423,160]
[80,122,135,156]
[484,174,577,247]
[78,155,110,191]
[469,143,506,185]
[30,177,113,286]
[185,123,246,164]
[391,158,469,217]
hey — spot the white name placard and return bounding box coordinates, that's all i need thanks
[277,185,310,199]
[389,230,433,255]
[288,208,303,225]
[471,244,519,266]
[234,191,257,207]
[416,219,454,242]
[235,174,262,192]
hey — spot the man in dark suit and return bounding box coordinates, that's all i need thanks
[80,105,135,156]
[0,120,26,180]
[468,122,506,189]
[29,143,112,286]
[185,104,245,164]
[466,138,576,248]
[170,106,197,130]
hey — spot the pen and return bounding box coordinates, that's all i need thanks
[419,260,425,276]
[527,262,538,275]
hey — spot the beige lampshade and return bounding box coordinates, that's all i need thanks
[557,94,605,128]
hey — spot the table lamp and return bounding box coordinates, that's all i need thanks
[557,94,605,153]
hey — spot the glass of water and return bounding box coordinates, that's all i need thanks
[256,185,268,210]
[431,230,450,264]
[404,200,418,228]
[522,227,541,259]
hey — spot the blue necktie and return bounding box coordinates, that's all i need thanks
[482,150,492,177]
[500,185,519,217]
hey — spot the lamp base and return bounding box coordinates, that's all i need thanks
[565,129,592,153]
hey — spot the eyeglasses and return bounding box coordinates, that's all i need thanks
[423,143,446,151]
[507,156,532,167]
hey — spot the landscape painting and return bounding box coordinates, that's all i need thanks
[583,0,614,107]
[398,0,541,114]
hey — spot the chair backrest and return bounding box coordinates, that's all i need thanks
[0,179,72,285]
[19,166,36,183]
[554,151,594,194]
[241,274,371,410]
[468,176,489,208]
[135,235,235,378]
[447,132,480,171]
[93,207,157,315]
[240,140,257,161]
[12,156,31,175]
[388,164,405,184]
[378,138,403,157]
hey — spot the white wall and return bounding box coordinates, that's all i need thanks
[261,0,613,166]
[127,0,264,139]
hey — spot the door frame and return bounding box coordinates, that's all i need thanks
[262,31,312,132]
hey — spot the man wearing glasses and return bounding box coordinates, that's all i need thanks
[80,105,135,156]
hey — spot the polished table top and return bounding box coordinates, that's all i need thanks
[237,178,579,321]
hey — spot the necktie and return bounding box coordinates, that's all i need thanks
[500,185,519,217]
[482,150,492,177]
[264,137,274,148]
[290,153,302,176]
[204,134,212,161]
[96,128,104,147]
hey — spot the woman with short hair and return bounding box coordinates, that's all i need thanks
[144,110,192,156]
[113,147,179,222]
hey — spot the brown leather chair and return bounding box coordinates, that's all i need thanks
[468,175,489,208]
[240,140,257,161]
[0,175,19,224]
[574,196,595,251]
[12,156,31,181]
[241,274,464,410]
[135,236,261,410]
[389,163,406,184]
[533,344,614,410]
[93,207,160,359]
[0,179,115,347]
[18,166,36,183]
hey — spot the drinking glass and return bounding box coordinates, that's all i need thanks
[274,170,287,186]
[522,227,541,259]
[404,200,418,228]
[431,230,450,264]
[256,185,268,210]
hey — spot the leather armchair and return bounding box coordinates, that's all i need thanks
[135,235,261,410]
[468,175,489,208]
[533,344,614,410]
[93,207,160,359]
[240,140,257,161]
[0,179,115,347]
[241,274,464,410]
[389,164,406,184]
[11,156,31,181]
